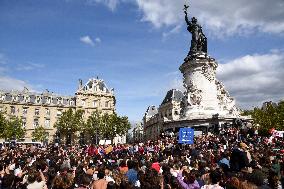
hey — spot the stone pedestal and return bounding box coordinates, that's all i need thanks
[179,53,240,120]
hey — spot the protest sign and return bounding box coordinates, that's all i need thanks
[178,128,194,144]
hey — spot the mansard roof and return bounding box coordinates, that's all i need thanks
[145,105,158,117]
[161,89,183,105]
[77,78,114,95]
[0,88,75,106]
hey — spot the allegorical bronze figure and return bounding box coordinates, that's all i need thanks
[184,4,207,56]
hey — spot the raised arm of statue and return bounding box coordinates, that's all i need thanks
[183,4,190,26]
[185,11,190,26]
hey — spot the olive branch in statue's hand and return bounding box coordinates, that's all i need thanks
[183,4,189,14]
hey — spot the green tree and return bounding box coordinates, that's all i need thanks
[54,108,84,143]
[240,109,253,116]
[0,110,6,130]
[0,110,7,139]
[252,104,277,130]
[244,101,284,135]
[2,116,25,141]
[84,110,101,144]
[275,101,284,130]
[32,125,48,142]
[98,113,131,143]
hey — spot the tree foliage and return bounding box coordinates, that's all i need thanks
[84,110,101,135]
[32,125,48,142]
[85,111,131,143]
[99,113,131,141]
[0,115,25,141]
[0,110,7,137]
[53,108,131,144]
[246,101,284,132]
[54,108,85,137]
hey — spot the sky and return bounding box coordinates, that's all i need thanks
[0,0,284,123]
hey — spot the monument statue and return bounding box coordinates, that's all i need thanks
[184,4,207,56]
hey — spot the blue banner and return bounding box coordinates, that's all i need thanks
[178,128,194,144]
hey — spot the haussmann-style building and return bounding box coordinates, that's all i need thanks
[0,77,116,143]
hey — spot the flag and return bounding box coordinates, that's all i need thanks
[178,128,194,144]
[105,145,113,154]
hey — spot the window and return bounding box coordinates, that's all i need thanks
[63,99,68,105]
[47,97,51,104]
[33,119,39,128]
[57,97,63,104]
[44,119,50,128]
[30,95,35,103]
[36,96,41,103]
[105,101,109,107]
[23,107,28,115]
[22,118,26,128]
[93,100,97,107]
[70,100,74,106]
[5,94,12,101]
[18,95,24,102]
[12,95,17,101]
[25,96,30,103]
[46,108,50,116]
[57,110,62,116]
[35,108,40,116]
[52,98,57,104]
[11,106,15,114]
[81,100,86,106]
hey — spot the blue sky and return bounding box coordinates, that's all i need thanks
[1,0,284,122]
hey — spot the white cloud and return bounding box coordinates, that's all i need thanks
[0,76,35,91]
[159,51,284,109]
[162,24,182,39]
[16,62,45,71]
[135,0,284,35]
[80,35,102,46]
[164,72,184,92]
[167,77,184,92]
[136,0,184,28]
[95,37,101,43]
[0,54,40,92]
[80,35,95,46]
[86,0,119,11]
[217,51,284,108]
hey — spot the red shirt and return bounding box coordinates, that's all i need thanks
[151,162,160,172]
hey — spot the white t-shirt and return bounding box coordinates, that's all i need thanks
[201,184,224,189]
[27,181,46,189]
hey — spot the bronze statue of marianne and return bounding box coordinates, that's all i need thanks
[184,4,207,56]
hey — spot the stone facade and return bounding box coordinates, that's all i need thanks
[143,89,183,140]
[132,122,144,142]
[0,78,115,142]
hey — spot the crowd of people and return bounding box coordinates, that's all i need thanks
[0,127,283,189]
